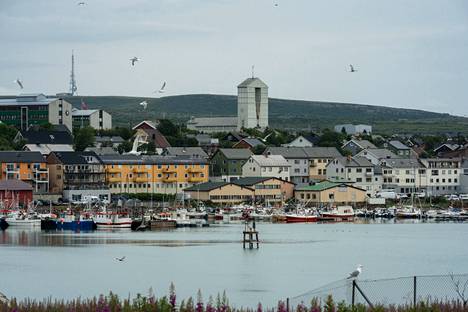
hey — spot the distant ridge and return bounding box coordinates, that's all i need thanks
[60,94,468,134]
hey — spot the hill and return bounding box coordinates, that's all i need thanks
[63,94,468,134]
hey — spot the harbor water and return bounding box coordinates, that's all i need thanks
[1,220,468,307]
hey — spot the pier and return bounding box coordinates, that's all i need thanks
[242,219,259,249]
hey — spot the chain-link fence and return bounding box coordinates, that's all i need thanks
[289,273,468,309]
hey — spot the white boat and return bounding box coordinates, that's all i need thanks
[395,207,421,218]
[320,206,355,221]
[93,212,132,229]
[4,211,41,227]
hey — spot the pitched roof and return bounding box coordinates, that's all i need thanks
[382,158,423,168]
[72,109,99,116]
[184,182,230,192]
[265,147,309,158]
[141,128,171,148]
[165,147,208,158]
[344,139,376,149]
[53,151,100,164]
[434,143,460,152]
[234,138,265,148]
[94,136,125,144]
[132,120,157,130]
[218,148,253,160]
[296,181,364,192]
[0,179,33,191]
[359,148,397,159]
[237,77,268,88]
[302,147,342,158]
[334,156,373,167]
[85,146,119,155]
[389,140,410,150]
[250,155,289,167]
[233,176,294,186]
[20,130,74,145]
[0,151,45,163]
[24,144,74,155]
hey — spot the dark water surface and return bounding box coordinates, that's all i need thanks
[1,220,467,307]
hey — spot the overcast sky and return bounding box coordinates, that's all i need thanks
[1,0,467,115]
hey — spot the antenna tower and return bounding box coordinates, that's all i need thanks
[69,50,78,96]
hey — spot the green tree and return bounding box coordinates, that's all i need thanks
[74,127,96,151]
[118,140,133,154]
[158,119,179,136]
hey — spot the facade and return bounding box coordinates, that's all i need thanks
[48,151,109,202]
[233,177,295,204]
[461,159,468,194]
[184,182,254,204]
[342,139,377,156]
[0,179,33,208]
[326,156,381,196]
[100,155,209,195]
[295,181,367,206]
[0,94,72,131]
[386,140,413,157]
[242,155,291,181]
[72,109,112,130]
[186,117,238,133]
[264,147,311,185]
[210,148,253,182]
[334,124,372,135]
[237,77,268,130]
[303,147,342,180]
[0,151,49,193]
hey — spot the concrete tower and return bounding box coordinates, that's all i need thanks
[237,77,268,130]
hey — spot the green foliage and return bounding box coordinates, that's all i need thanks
[252,145,266,155]
[118,141,133,154]
[74,126,96,151]
[318,129,347,149]
[158,119,179,136]
[324,295,336,312]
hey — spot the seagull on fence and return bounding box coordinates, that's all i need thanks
[349,64,357,72]
[14,78,23,89]
[130,57,139,66]
[139,100,148,110]
[115,256,126,262]
[347,264,363,279]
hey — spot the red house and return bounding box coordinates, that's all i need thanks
[0,180,33,208]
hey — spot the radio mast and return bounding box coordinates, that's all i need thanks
[69,50,78,96]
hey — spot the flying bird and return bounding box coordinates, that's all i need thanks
[139,100,148,110]
[130,57,139,66]
[349,64,357,72]
[77,2,85,5]
[259,132,273,143]
[347,264,363,279]
[157,81,166,93]
[115,256,126,262]
[14,78,23,89]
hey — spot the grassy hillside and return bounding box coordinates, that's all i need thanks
[64,94,468,135]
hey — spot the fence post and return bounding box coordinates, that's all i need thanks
[413,276,417,307]
[352,280,356,307]
[286,297,290,312]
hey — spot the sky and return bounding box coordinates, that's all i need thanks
[1,0,468,115]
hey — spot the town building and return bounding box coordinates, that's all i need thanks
[283,135,318,147]
[164,147,208,159]
[187,117,238,133]
[100,155,209,195]
[263,147,311,185]
[72,108,112,130]
[94,136,125,148]
[0,179,33,208]
[184,182,254,204]
[242,155,291,181]
[237,77,269,130]
[0,94,73,131]
[334,124,372,135]
[233,177,295,204]
[0,151,49,194]
[355,148,397,166]
[434,144,461,157]
[210,148,253,182]
[326,156,381,196]
[386,140,414,158]
[342,139,377,156]
[295,181,367,206]
[419,158,461,196]
[461,159,468,194]
[47,151,109,202]
[232,138,265,150]
[303,147,342,180]
[15,129,75,155]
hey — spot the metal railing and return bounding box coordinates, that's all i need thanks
[288,273,468,309]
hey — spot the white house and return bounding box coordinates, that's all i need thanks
[242,155,291,181]
[283,135,316,147]
[355,148,397,166]
[72,109,112,130]
[326,156,381,196]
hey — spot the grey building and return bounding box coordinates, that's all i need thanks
[342,139,377,156]
[186,117,238,134]
[237,77,268,130]
[72,109,112,130]
[263,147,311,185]
[461,159,468,194]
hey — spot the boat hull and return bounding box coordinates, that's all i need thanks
[286,215,318,223]
[5,219,41,226]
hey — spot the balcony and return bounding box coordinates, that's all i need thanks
[189,176,206,183]
[162,167,177,173]
[163,175,178,182]
[365,172,373,177]
[133,167,147,173]
[135,176,149,183]
[107,167,121,173]
[107,177,121,183]
[188,167,204,173]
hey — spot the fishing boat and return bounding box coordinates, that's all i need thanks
[4,211,41,227]
[395,207,422,218]
[320,206,355,221]
[93,212,132,229]
[57,213,95,231]
[285,214,318,223]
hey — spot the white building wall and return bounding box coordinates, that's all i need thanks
[49,99,73,131]
[237,79,268,130]
[242,159,290,181]
[327,161,381,196]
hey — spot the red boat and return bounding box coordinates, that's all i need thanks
[285,214,318,223]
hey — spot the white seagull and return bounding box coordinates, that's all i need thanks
[115,256,126,262]
[349,64,357,72]
[130,57,139,66]
[14,78,23,89]
[139,100,148,110]
[157,81,167,93]
[347,264,363,279]
[77,2,85,5]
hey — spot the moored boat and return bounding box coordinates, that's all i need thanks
[4,211,41,227]
[320,206,355,222]
[285,214,318,223]
[93,212,132,229]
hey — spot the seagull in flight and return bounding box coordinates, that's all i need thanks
[349,64,357,72]
[130,57,139,66]
[77,2,85,5]
[139,100,148,110]
[14,78,23,89]
[347,264,363,279]
[115,256,126,262]
[156,81,166,94]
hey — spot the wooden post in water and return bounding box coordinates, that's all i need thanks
[243,218,259,249]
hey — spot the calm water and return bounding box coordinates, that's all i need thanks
[1,220,468,307]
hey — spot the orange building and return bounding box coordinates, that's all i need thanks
[0,151,49,193]
[99,155,209,194]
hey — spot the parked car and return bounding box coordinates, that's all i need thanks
[376,190,398,200]
[459,194,468,201]
[414,191,426,198]
[444,194,460,201]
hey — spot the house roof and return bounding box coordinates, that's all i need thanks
[99,154,144,165]
[0,151,45,163]
[344,139,376,149]
[334,156,373,167]
[234,138,265,148]
[237,77,268,88]
[20,130,74,145]
[434,143,460,152]
[358,148,397,159]
[250,155,289,167]
[302,147,342,158]
[140,128,171,148]
[24,144,74,155]
[53,151,100,164]
[165,147,208,158]
[99,154,208,165]
[223,131,248,142]
[296,181,365,192]
[85,146,119,155]
[382,158,423,168]
[0,94,57,107]
[94,136,125,144]
[0,179,33,191]
[233,176,294,186]
[184,182,231,192]
[218,148,253,160]
[389,140,410,150]
[265,147,309,158]
[132,120,157,130]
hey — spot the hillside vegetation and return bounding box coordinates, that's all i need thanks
[64,94,468,134]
